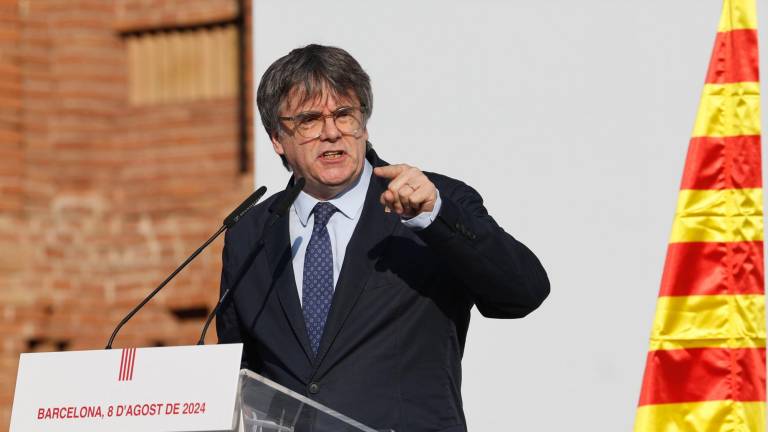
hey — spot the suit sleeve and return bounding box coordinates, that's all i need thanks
[416,179,550,318]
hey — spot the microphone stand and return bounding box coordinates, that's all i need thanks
[105,186,267,349]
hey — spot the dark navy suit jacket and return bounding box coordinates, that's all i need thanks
[217,148,550,432]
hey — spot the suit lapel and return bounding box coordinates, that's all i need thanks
[313,172,399,367]
[264,146,395,368]
[263,201,314,362]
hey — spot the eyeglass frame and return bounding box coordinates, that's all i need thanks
[278,105,368,139]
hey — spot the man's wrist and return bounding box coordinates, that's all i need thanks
[401,189,442,231]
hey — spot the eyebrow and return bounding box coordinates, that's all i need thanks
[290,106,355,117]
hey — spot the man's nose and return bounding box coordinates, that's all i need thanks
[319,115,341,141]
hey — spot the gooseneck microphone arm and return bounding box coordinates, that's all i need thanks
[197,178,305,345]
[105,186,268,349]
[105,225,225,349]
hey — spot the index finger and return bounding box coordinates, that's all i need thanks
[373,164,408,180]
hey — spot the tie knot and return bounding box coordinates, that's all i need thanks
[312,202,337,230]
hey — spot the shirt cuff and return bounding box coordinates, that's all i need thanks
[401,189,442,231]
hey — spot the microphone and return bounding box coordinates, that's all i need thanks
[224,187,269,228]
[267,177,306,224]
[197,178,305,345]
[105,186,268,349]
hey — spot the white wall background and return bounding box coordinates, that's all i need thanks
[252,1,768,430]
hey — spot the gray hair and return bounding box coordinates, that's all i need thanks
[256,44,373,169]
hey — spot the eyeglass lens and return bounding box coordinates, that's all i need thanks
[294,108,362,138]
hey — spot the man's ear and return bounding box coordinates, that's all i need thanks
[271,133,285,155]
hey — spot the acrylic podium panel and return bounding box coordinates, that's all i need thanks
[237,369,391,432]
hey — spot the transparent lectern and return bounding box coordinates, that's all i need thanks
[237,369,392,432]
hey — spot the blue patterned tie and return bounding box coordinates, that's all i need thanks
[302,202,338,355]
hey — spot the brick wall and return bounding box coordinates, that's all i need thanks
[0,0,24,421]
[0,0,253,427]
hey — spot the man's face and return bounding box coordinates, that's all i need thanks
[271,89,368,200]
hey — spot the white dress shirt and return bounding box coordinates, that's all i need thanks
[289,160,442,304]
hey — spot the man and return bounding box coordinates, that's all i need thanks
[217,44,549,432]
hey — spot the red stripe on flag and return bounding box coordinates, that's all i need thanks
[659,241,764,296]
[638,348,766,405]
[119,348,127,381]
[128,348,136,381]
[705,29,759,84]
[132,348,137,380]
[680,136,762,190]
[124,348,130,381]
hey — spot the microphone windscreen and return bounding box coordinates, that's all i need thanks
[278,177,305,216]
[223,186,268,228]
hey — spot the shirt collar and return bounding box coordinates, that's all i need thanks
[293,160,373,227]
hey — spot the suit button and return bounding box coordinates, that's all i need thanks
[308,382,320,394]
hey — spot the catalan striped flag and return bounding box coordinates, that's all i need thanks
[634,0,766,430]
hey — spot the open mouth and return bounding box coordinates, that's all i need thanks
[319,150,344,160]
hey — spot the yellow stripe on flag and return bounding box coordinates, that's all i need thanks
[649,295,766,351]
[718,0,758,32]
[669,188,763,243]
[635,400,765,432]
[692,82,761,138]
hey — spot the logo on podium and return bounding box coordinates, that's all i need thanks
[118,348,136,382]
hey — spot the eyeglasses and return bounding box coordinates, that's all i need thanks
[279,106,366,139]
